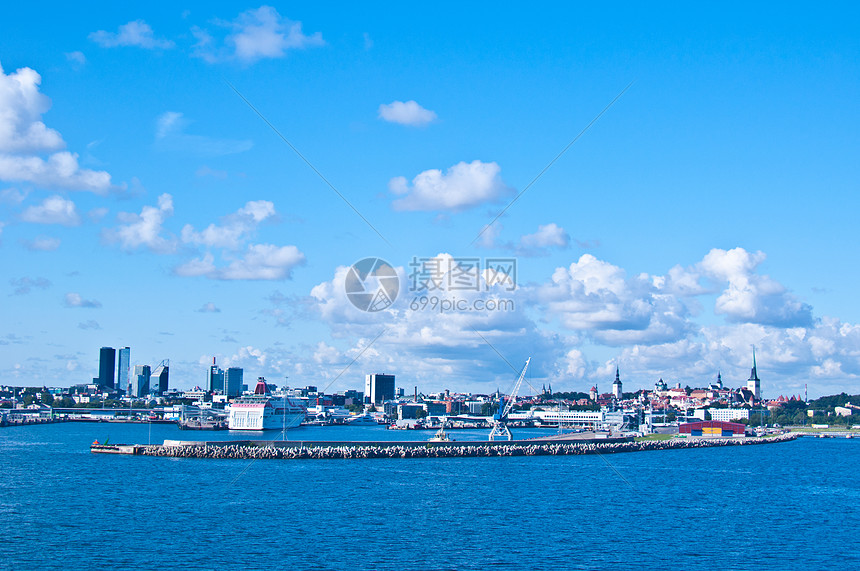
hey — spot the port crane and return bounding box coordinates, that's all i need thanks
[488,357,531,441]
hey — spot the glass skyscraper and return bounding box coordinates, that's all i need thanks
[98,347,116,389]
[117,347,130,395]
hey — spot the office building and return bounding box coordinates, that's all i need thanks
[98,347,116,389]
[151,360,169,396]
[225,367,243,397]
[117,347,130,396]
[132,365,151,398]
[207,358,225,393]
[365,373,395,405]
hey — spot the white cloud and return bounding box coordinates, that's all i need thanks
[65,51,86,67]
[21,235,60,251]
[483,223,570,256]
[390,160,512,212]
[175,244,305,281]
[104,193,176,253]
[20,195,80,226]
[519,223,570,253]
[699,248,813,327]
[0,64,116,193]
[305,256,570,393]
[378,100,437,126]
[174,253,216,277]
[537,254,692,346]
[217,244,305,280]
[155,111,252,156]
[0,151,113,192]
[181,200,275,249]
[64,292,101,308]
[196,302,221,313]
[0,63,63,153]
[192,6,323,64]
[89,20,174,49]
[78,320,101,330]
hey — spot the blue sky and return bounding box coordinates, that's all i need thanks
[1,2,858,398]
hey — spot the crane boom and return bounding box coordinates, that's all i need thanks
[489,357,531,441]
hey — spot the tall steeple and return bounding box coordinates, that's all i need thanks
[747,346,761,400]
[749,346,759,381]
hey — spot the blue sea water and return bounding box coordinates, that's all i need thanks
[1,423,859,570]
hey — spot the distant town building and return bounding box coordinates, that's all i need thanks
[207,358,225,393]
[132,365,151,398]
[589,385,598,401]
[365,373,395,404]
[612,367,623,400]
[150,360,169,396]
[117,347,130,395]
[225,367,243,397]
[747,348,761,400]
[98,347,116,389]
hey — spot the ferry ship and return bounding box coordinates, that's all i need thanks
[228,378,307,431]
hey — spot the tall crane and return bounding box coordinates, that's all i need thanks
[489,357,531,441]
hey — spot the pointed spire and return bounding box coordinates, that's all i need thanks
[615,366,620,382]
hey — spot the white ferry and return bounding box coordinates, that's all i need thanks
[228,378,307,431]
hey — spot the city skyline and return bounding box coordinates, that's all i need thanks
[2,3,859,398]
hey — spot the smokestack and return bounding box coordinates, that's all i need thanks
[213,357,216,365]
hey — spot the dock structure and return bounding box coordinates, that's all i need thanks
[91,433,797,460]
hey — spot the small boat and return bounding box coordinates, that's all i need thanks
[345,414,379,425]
[428,426,453,442]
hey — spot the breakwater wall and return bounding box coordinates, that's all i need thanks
[95,433,797,460]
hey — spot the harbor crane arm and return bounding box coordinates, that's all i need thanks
[489,357,530,441]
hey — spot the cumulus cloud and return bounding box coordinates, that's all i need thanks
[89,20,174,49]
[0,64,63,153]
[196,302,221,313]
[699,248,813,327]
[306,255,569,392]
[176,244,305,281]
[104,193,176,253]
[0,151,113,192]
[10,276,51,295]
[192,6,323,64]
[537,254,692,346]
[155,111,252,156]
[378,100,437,126]
[482,223,571,256]
[64,292,101,308]
[390,160,512,212]
[20,195,80,226]
[0,63,115,193]
[181,200,275,249]
[21,235,60,251]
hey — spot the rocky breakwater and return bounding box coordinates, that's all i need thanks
[136,433,797,461]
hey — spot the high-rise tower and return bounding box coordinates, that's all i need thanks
[98,347,116,389]
[117,347,130,395]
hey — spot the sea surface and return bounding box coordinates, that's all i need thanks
[1,422,858,570]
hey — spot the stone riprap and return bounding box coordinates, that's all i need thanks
[129,433,796,460]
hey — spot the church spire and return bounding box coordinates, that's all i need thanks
[615,366,620,382]
[749,346,759,381]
